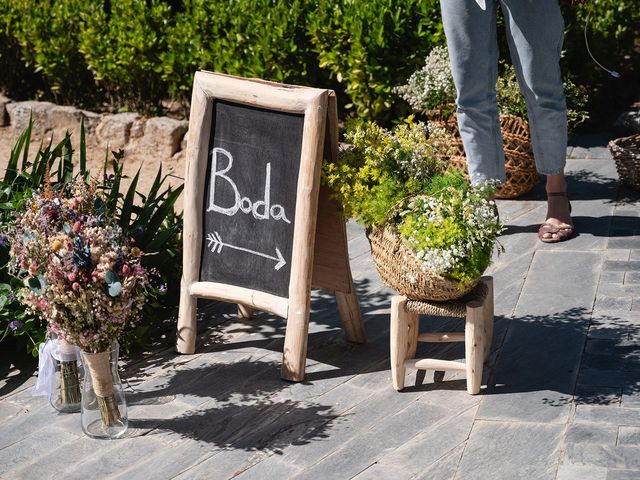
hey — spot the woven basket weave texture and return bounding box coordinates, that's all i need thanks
[609,134,640,190]
[367,224,479,302]
[433,112,538,199]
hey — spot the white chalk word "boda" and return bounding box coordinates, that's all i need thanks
[207,147,291,224]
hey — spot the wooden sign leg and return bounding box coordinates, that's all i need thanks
[336,286,366,343]
[312,186,366,344]
[237,304,254,319]
[281,297,311,382]
[176,277,197,354]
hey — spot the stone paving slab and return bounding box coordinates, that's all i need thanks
[457,421,564,480]
[1,138,640,479]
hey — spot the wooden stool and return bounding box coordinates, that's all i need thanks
[390,276,494,395]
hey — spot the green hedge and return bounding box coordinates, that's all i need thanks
[4,0,95,104]
[307,0,444,122]
[0,0,637,123]
[79,0,172,112]
[162,0,323,99]
[561,0,640,123]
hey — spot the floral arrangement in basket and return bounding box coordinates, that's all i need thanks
[323,117,502,301]
[394,46,589,199]
[395,46,589,131]
[9,176,148,431]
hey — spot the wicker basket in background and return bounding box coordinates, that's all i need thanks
[608,134,640,190]
[367,224,479,302]
[432,111,538,199]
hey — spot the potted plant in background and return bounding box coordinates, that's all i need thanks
[395,46,589,199]
[9,176,149,438]
[323,117,502,301]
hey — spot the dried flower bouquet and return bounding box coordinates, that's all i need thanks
[9,177,148,425]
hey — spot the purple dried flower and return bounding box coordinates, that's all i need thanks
[9,320,23,332]
[0,235,6,247]
[159,284,167,293]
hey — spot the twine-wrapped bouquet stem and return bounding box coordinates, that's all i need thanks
[82,350,122,426]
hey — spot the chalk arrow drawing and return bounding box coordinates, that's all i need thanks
[206,231,286,271]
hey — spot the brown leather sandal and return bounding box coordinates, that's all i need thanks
[538,192,575,243]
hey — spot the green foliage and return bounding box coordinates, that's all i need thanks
[552,0,639,126]
[496,64,590,132]
[322,117,447,227]
[307,0,445,122]
[78,0,172,112]
[562,0,640,83]
[162,0,322,99]
[4,0,94,103]
[1,118,183,356]
[0,1,43,98]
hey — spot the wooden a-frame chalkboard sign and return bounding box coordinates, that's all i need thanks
[176,72,366,381]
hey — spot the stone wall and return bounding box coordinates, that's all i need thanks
[0,96,188,162]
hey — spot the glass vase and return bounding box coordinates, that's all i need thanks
[80,341,128,439]
[50,338,83,413]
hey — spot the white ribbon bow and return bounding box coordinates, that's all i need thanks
[32,339,82,400]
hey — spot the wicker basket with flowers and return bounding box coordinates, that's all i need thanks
[323,117,502,301]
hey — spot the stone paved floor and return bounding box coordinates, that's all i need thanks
[1,134,639,479]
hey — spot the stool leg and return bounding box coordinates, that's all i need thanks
[482,276,494,362]
[465,301,485,395]
[407,310,419,360]
[390,295,412,391]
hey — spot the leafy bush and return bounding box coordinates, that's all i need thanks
[561,0,640,124]
[307,0,445,122]
[4,0,94,104]
[0,119,183,356]
[562,0,640,82]
[78,0,173,112]
[162,0,322,99]
[0,1,44,99]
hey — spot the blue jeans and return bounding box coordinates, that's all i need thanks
[440,0,568,184]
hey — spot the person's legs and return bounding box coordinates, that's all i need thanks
[440,0,504,184]
[500,0,573,240]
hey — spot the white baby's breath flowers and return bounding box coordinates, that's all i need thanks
[394,46,457,112]
[397,181,503,288]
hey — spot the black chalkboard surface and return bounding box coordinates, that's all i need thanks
[199,100,304,298]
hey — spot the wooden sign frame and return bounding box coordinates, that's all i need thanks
[176,72,365,381]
